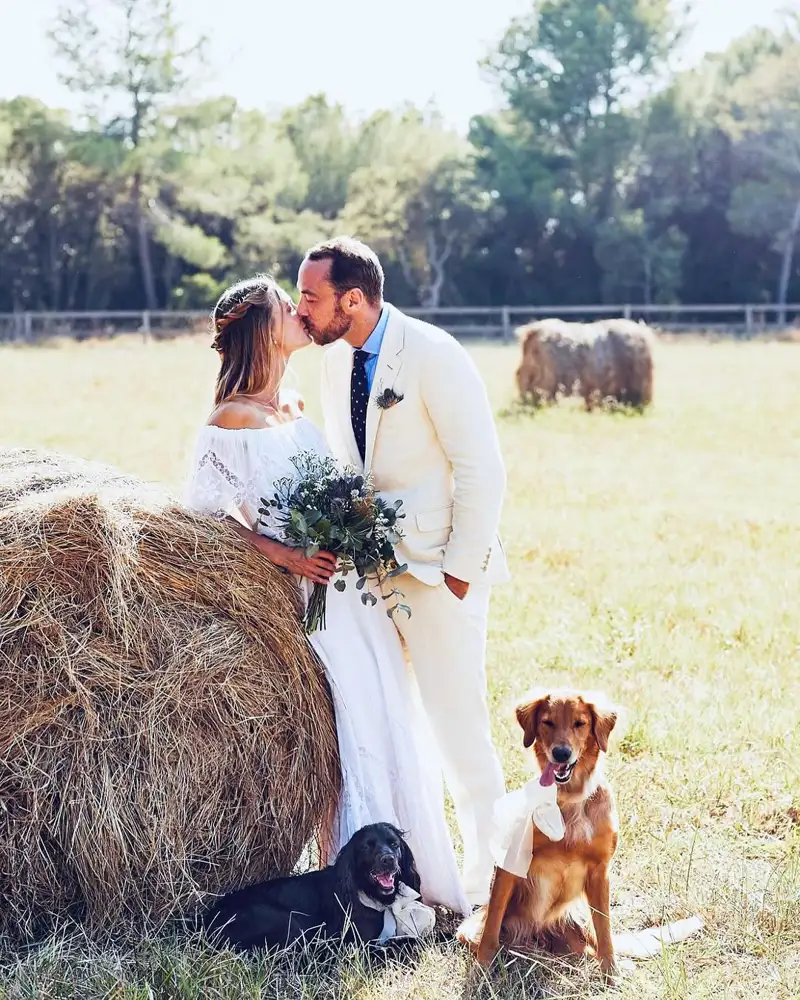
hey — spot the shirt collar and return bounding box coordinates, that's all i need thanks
[360,305,389,356]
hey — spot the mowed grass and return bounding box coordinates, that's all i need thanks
[1,335,799,998]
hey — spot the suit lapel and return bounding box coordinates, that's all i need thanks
[364,306,405,471]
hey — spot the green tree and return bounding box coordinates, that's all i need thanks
[280,96,362,220]
[0,98,125,311]
[723,21,800,319]
[595,211,686,303]
[160,99,328,289]
[487,0,679,221]
[342,110,486,306]
[471,0,682,304]
[50,0,204,309]
[626,27,789,306]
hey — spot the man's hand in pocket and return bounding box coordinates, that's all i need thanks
[444,574,470,601]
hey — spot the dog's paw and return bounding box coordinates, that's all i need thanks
[455,909,484,950]
[600,960,621,988]
[476,940,501,967]
[461,937,480,958]
[457,912,502,967]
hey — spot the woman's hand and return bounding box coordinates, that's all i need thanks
[279,546,338,584]
[222,517,338,585]
[256,534,336,584]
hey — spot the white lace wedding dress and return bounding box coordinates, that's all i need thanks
[186,416,469,914]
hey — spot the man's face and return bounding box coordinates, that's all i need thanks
[296,258,352,346]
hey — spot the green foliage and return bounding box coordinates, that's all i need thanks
[485,0,678,217]
[720,25,800,310]
[2,2,800,311]
[342,110,485,305]
[169,272,224,310]
[595,211,687,303]
[261,452,407,633]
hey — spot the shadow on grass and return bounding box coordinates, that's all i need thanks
[498,393,651,421]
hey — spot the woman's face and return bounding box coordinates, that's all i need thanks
[275,291,312,356]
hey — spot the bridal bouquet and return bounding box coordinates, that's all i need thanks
[259,452,409,634]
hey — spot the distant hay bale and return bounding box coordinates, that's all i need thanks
[515,317,655,408]
[0,448,340,942]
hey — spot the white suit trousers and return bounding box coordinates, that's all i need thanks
[391,576,505,905]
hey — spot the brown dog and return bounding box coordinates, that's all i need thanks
[458,689,621,981]
[458,689,703,983]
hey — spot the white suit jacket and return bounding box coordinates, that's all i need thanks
[321,304,510,587]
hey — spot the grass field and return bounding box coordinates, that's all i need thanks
[1,335,799,998]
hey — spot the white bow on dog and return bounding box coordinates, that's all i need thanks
[489,776,566,878]
[358,882,436,943]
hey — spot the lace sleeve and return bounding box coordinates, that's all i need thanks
[184,429,249,522]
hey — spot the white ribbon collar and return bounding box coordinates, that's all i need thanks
[489,776,566,878]
[357,881,436,943]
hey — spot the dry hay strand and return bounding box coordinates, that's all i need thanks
[515,317,655,408]
[0,447,340,942]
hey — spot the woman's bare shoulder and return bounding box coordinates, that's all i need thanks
[206,399,266,430]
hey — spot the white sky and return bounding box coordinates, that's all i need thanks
[0,0,789,131]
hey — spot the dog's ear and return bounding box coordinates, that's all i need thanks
[327,833,360,933]
[516,692,549,748]
[395,829,421,893]
[585,694,619,753]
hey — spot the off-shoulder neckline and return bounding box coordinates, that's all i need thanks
[201,416,309,434]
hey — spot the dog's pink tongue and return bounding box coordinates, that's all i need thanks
[540,762,558,787]
[375,873,395,889]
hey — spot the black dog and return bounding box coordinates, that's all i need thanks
[204,823,421,951]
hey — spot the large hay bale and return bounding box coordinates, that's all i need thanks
[0,448,340,941]
[515,317,654,408]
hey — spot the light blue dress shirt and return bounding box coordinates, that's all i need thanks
[360,306,389,392]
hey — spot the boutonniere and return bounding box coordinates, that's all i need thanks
[375,386,404,410]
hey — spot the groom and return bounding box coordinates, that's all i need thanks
[297,237,509,905]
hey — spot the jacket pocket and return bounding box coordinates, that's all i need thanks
[415,505,454,532]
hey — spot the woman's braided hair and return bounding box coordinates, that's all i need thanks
[212,283,275,351]
[210,275,283,406]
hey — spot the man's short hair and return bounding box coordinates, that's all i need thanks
[305,237,384,306]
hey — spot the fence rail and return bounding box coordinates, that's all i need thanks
[1,304,799,344]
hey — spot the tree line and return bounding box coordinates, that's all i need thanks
[1,0,799,314]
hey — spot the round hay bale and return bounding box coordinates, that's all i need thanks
[515,319,593,401]
[0,447,340,941]
[596,319,655,406]
[515,317,654,407]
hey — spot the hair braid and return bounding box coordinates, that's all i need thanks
[209,276,283,406]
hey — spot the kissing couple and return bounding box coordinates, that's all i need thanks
[187,237,509,913]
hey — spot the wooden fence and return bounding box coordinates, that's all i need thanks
[1,303,798,343]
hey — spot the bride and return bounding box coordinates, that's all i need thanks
[186,274,469,915]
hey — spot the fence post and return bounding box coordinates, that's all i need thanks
[744,304,753,337]
[23,312,32,342]
[623,304,632,320]
[142,310,151,343]
[501,305,512,342]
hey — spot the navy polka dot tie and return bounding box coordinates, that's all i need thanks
[351,349,369,462]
